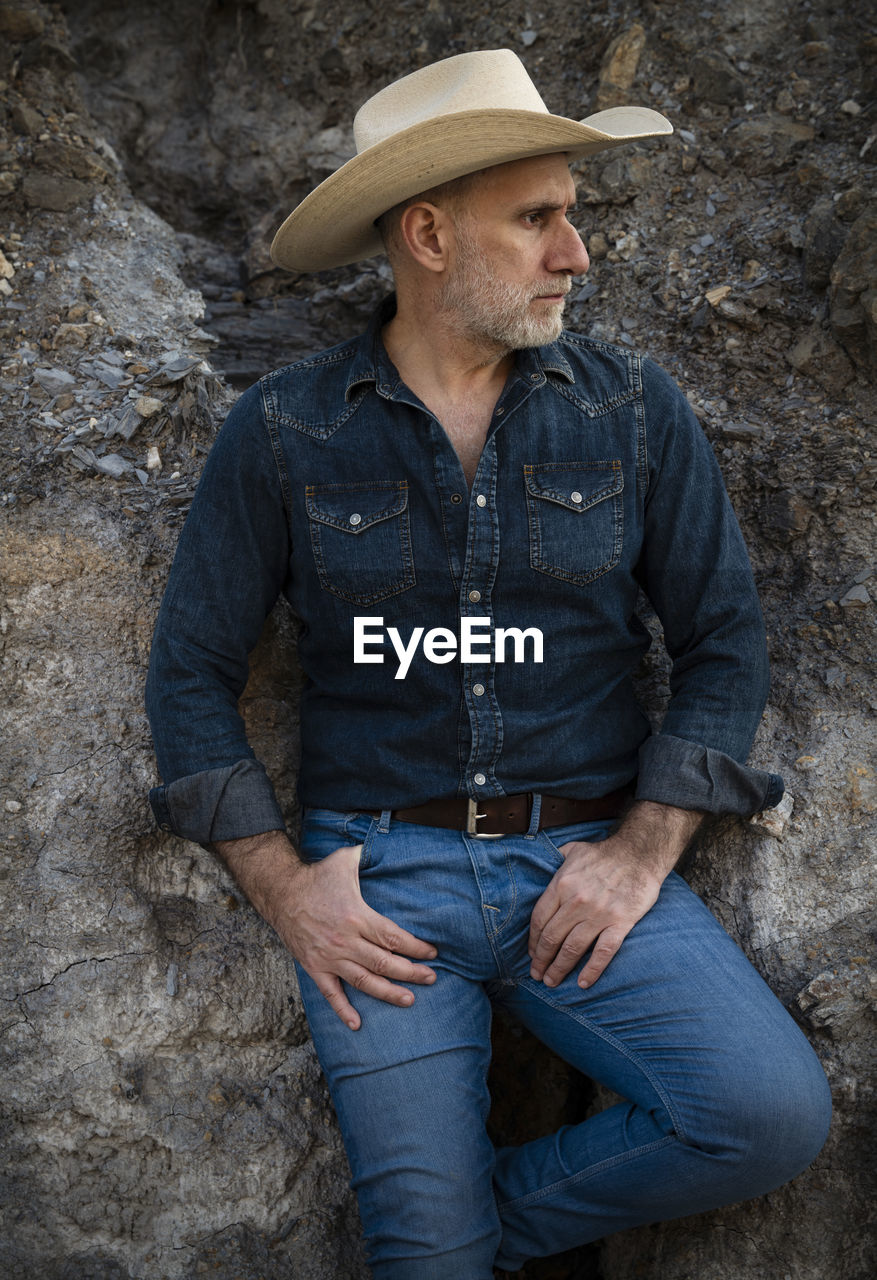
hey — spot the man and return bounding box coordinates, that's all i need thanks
[146,49,830,1280]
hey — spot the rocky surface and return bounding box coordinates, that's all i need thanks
[1,0,874,1277]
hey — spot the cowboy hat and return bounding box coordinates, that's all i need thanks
[270,48,672,272]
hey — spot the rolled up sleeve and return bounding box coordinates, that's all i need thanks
[149,759,287,844]
[636,733,784,815]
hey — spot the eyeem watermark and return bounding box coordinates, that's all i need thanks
[354,616,544,680]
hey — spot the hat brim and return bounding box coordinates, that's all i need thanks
[270,106,673,272]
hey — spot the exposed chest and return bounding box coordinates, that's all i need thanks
[431,401,495,488]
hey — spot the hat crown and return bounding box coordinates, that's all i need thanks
[353,49,549,154]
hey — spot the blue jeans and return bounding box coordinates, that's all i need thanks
[295,807,831,1279]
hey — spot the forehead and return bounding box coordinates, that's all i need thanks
[469,152,576,208]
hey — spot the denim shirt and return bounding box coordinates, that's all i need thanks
[145,302,783,844]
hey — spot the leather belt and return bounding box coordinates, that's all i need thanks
[365,789,632,838]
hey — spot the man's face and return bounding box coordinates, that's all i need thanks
[437,153,590,352]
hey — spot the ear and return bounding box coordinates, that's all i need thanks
[397,201,454,274]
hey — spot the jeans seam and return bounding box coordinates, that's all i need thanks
[356,815,379,869]
[490,842,518,945]
[496,1133,677,1213]
[461,835,517,980]
[538,829,566,863]
[515,978,688,1143]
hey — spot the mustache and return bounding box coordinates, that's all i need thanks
[532,279,572,297]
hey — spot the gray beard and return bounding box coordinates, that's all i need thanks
[437,223,569,353]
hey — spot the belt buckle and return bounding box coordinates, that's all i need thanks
[466,797,503,839]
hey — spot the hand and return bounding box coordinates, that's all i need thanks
[213,831,437,1031]
[528,801,702,990]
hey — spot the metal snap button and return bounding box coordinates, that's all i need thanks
[474,773,486,786]
[349,513,362,525]
[468,589,481,602]
[476,494,487,507]
[570,490,583,504]
[473,683,485,696]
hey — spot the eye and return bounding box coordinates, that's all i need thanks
[522,210,546,227]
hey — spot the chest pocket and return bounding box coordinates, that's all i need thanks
[524,461,623,585]
[306,480,415,605]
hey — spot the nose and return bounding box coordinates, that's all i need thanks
[547,220,590,277]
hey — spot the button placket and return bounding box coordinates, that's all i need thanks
[458,441,502,798]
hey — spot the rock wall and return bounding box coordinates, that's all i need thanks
[1,1,874,1277]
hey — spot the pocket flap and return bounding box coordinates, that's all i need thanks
[306,481,409,533]
[524,462,623,512]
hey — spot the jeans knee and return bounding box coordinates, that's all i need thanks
[358,1165,501,1277]
[710,1043,832,1192]
[366,1218,500,1280]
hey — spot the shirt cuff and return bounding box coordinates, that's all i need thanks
[635,733,784,816]
[149,759,287,844]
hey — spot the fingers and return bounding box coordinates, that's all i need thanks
[577,926,626,989]
[363,904,438,963]
[352,935,438,987]
[296,876,439,1029]
[530,914,596,985]
[530,916,629,988]
[527,867,646,987]
[313,952,435,1031]
[326,845,438,962]
[528,875,585,980]
[528,841,665,990]
[527,884,560,973]
[314,973,362,1031]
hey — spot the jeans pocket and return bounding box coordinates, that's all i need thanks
[300,808,377,868]
[539,817,616,861]
[525,460,623,585]
[306,479,416,605]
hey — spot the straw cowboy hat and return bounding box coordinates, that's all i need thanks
[270,48,672,273]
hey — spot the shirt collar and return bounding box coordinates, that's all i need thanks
[345,296,397,402]
[513,340,575,386]
[345,296,576,401]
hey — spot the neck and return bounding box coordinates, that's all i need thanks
[382,289,514,408]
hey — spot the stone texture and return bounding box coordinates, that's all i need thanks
[726,114,817,176]
[0,512,356,1280]
[788,325,856,392]
[803,197,849,292]
[0,6,45,39]
[828,207,877,375]
[690,50,746,106]
[0,1,875,1278]
[22,170,92,210]
[596,24,647,110]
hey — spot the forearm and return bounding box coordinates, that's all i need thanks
[212,828,306,929]
[609,799,703,878]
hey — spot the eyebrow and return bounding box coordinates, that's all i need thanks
[517,200,578,215]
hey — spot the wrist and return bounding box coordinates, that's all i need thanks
[608,800,703,875]
[212,829,306,920]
